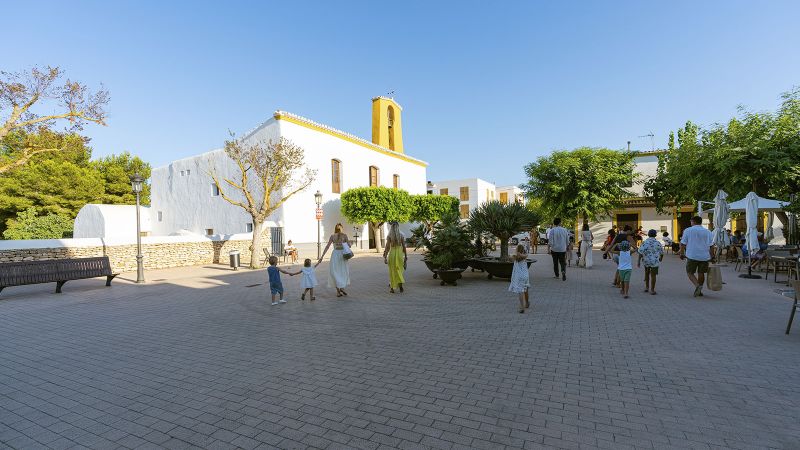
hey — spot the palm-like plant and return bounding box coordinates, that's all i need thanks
[468,201,540,262]
[428,210,471,269]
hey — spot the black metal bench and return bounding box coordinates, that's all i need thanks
[0,257,118,295]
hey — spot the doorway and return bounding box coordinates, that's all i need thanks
[675,212,693,239]
[615,213,639,233]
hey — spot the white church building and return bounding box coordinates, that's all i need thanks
[147,97,428,253]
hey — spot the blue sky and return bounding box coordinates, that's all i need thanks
[4,1,799,186]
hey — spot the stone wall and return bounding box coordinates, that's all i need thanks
[0,232,271,272]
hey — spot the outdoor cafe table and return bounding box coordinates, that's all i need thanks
[770,254,798,284]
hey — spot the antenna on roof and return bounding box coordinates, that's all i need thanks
[638,131,655,151]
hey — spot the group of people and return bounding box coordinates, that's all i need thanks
[266,222,409,305]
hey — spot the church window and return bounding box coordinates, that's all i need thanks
[460,186,469,201]
[369,166,379,187]
[157,211,163,222]
[393,174,399,188]
[440,188,448,195]
[387,106,395,150]
[331,159,342,193]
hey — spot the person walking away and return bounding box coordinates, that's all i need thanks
[579,222,594,268]
[612,240,633,298]
[601,229,615,260]
[267,256,295,305]
[289,258,320,301]
[679,216,715,297]
[637,229,664,294]
[547,218,569,280]
[530,228,539,254]
[383,221,408,293]
[508,244,530,313]
[318,223,351,297]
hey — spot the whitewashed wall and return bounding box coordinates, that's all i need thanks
[149,115,427,246]
[432,178,496,216]
[73,204,152,239]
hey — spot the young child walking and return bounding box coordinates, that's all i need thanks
[615,240,633,298]
[508,245,531,313]
[267,256,294,306]
[289,258,320,301]
[637,229,664,295]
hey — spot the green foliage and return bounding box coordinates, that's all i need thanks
[2,207,73,240]
[468,201,541,261]
[0,130,152,237]
[340,186,413,225]
[522,147,636,221]
[427,210,472,270]
[410,194,459,231]
[645,88,800,213]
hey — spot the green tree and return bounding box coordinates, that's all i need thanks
[93,152,151,205]
[467,201,540,261]
[522,147,636,221]
[210,135,315,268]
[0,130,152,237]
[644,88,800,214]
[2,207,73,240]
[409,194,459,232]
[340,186,413,253]
[1,66,109,174]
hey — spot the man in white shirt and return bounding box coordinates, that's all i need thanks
[679,216,715,297]
[547,218,570,281]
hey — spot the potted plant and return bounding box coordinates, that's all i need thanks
[425,211,472,285]
[410,224,438,278]
[468,201,540,279]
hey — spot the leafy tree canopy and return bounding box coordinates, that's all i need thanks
[522,147,636,221]
[409,194,459,231]
[340,186,413,252]
[2,207,73,240]
[0,130,151,238]
[645,88,800,213]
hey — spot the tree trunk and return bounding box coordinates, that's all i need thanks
[499,234,510,261]
[372,221,384,254]
[250,219,264,268]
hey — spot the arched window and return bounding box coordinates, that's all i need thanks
[393,174,399,188]
[331,159,342,193]
[387,106,395,150]
[369,166,379,187]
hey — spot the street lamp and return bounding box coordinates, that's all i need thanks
[353,226,361,249]
[129,173,145,283]
[314,190,323,259]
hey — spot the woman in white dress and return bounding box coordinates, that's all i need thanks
[508,244,530,313]
[318,223,351,297]
[579,222,593,268]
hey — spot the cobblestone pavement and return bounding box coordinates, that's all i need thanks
[1,250,799,449]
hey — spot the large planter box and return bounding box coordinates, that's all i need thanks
[480,257,536,279]
[435,268,465,286]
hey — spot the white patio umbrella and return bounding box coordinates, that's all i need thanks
[765,212,775,241]
[711,190,729,250]
[745,192,760,257]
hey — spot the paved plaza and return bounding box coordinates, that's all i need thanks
[1,250,799,449]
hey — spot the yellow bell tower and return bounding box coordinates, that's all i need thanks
[371,97,404,153]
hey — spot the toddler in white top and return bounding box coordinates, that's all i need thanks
[290,258,320,301]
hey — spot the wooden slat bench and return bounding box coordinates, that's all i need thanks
[0,257,118,295]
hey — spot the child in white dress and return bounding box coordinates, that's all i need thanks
[290,258,320,301]
[508,245,531,313]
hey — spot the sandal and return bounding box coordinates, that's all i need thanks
[301,292,305,301]
[518,309,525,314]
[336,290,343,297]
[399,284,404,293]
[311,296,316,301]
[525,299,530,309]
[340,289,348,296]
[390,288,395,293]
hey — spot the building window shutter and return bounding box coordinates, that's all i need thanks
[331,159,342,193]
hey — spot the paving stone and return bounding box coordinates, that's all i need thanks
[0,254,798,450]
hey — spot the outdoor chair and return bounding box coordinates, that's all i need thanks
[765,250,793,283]
[790,259,799,283]
[732,246,746,272]
[786,280,800,335]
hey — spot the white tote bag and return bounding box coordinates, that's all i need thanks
[341,242,354,260]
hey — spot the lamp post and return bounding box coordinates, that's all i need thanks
[129,173,145,283]
[353,226,361,249]
[315,190,323,259]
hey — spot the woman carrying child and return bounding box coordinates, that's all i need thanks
[508,244,531,313]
